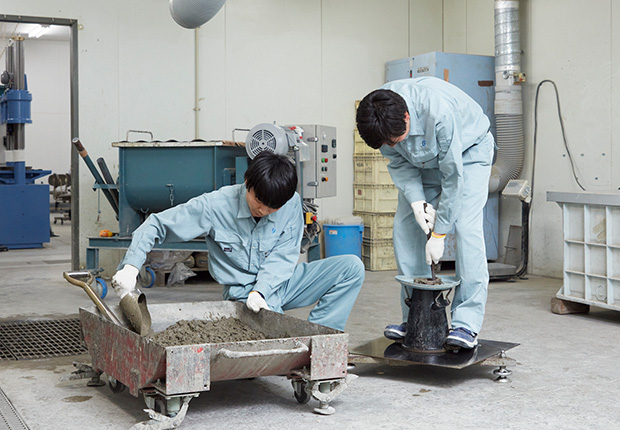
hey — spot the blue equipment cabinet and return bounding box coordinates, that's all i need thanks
[0,38,51,249]
[385,52,498,261]
[0,163,51,249]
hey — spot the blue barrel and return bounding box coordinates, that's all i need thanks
[324,224,364,258]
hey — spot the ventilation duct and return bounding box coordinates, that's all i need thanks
[489,0,525,193]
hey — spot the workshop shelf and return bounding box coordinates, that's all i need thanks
[548,192,620,312]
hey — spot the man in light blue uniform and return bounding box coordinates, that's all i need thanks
[112,152,365,331]
[356,77,494,349]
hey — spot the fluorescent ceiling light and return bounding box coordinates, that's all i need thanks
[28,25,50,39]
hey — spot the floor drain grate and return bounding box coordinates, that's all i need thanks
[0,341,14,360]
[0,385,30,430]
[0,318,88,360]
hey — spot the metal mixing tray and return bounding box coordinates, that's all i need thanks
[78,301,353,427]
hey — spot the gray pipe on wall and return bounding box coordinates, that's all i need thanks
[195,27,200,139]
[489,0,524,193]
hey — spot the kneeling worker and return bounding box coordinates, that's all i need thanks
[112,151,365,331]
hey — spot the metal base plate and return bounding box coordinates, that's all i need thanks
[488,262,517,279]
[350,337,519,369]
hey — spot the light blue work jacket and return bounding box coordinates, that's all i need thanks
[120,184,304,300]
[379,76,491,234]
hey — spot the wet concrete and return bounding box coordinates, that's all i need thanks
[151,318,267,346]
[413,277,444,285]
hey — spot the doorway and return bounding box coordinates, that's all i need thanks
[0,15,79,268]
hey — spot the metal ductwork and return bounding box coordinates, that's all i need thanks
[169,0,226,29]
[489,0,525,193]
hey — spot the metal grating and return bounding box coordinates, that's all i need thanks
[0,385,30,430]
[0,341,14,361]
[0,319,88,360]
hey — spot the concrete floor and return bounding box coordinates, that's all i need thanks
[1,219,619,430]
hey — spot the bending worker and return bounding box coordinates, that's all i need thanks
[356,76,494,349]
[112,151,365,331]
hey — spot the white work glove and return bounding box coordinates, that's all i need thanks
[411,201,436,235]
[246,291,269,313]
[111,264,140,299]
[425,233,446,265]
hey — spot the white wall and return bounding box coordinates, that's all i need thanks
[22,39,71,180]
[2,0,196,272]
[3,0,438,273]
[13,0,613,279]
[523,0,620,277]
[198,0,416,221]
[441,0,620,277]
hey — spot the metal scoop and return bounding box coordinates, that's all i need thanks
[63,271,123,326]
[118,289,152,336]
[63,271,152,335]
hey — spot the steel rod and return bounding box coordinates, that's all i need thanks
[72,138,119,215]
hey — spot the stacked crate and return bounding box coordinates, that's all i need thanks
[353,102,398,270]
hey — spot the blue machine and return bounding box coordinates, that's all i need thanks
[85,140,249,273]
[84,135,324,277]
[0,37,51,249]
[385,52,499,261]
[115,142,248,236]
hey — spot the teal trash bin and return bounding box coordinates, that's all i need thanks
[323,223,364,259]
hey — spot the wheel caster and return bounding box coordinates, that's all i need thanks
[139,267,155,288]
[94,277,108,299]
[108,376,126,393]
[154,398,168,416]
[292,380,310,404]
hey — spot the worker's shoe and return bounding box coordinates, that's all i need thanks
[445,327,478,349]
[383,323,406,341]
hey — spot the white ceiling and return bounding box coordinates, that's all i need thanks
[0,22,71,43]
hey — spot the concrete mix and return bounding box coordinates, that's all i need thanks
[151,317,267,346]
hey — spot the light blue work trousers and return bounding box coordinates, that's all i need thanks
[227,254,365,331]
[393,134,494,334]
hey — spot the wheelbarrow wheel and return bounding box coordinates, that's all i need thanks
[292,380,310,404]
[139,267,155,288]
[95,278,108,299]
[108,376,126,393]
[154,397,168,415]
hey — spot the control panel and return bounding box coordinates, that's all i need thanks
[290,124,337,199]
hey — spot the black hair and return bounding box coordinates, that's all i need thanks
[355,89,408,149]
[244,151,297,209]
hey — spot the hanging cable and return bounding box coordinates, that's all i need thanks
[533,80,586,193]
